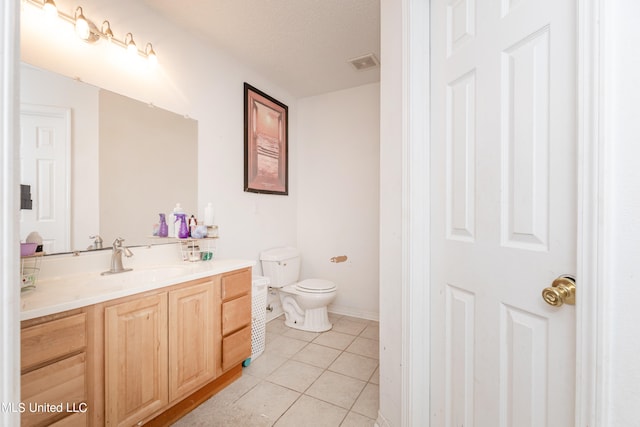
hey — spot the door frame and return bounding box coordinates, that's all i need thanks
[400,0,607,425]
[0,0,21,426]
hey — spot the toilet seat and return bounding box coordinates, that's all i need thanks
[295,279,337,293]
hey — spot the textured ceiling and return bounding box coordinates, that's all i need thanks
[141,0,381,98]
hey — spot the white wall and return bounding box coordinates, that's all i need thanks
[297,83,380,320]
[604,0,640,424]
[20,0,298,264]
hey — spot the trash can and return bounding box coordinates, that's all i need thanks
[244,275,269,366]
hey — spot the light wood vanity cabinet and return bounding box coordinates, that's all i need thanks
[20,310,89,427]
[20,267,252,427]
[101,268,250,426]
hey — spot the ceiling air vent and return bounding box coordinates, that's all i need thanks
[348,53,380,71]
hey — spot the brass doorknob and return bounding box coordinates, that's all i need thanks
[542,275,576,307]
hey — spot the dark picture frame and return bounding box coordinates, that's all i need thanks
[244,83,289,195]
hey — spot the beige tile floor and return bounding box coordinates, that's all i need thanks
[172,313,379,427]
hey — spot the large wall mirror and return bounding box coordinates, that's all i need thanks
[19,63,198,255]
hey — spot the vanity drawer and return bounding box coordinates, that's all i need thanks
[21,353,86,427]
[21,312,87,372]
[222,294,251,336]
[220,268,251,301]
[221,325,251,371]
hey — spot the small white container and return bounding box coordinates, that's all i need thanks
[204,202,214,226]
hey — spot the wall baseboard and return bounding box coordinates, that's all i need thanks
[328,304,379,322]
[375,410,391,427]
[266,306,284,323]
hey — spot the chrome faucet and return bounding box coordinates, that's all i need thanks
[87,234,103,250]
[101,237,133,275]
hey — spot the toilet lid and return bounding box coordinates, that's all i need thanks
[297,279,336,292]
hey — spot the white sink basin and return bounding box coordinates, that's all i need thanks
[96,265,190,286]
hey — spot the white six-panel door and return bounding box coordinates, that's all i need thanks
[430,0,576,426]
[20,105,70,253]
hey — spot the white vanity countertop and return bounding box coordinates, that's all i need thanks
[20,259,256,321]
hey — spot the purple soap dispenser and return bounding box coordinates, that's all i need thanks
[177,213,189,239]
[158,213,169,237]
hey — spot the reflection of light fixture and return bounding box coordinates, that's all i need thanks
[42,0,57,18]
[125,33,137,56]
[145,43,157,67]
[23,0,159,65]
[101,20,113,40]
[74,6,90,40]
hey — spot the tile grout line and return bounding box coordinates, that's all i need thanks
[204,315,379,426]
[269,344,352,427]
[272,317,379,424]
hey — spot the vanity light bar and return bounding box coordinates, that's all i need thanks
[24,0,158,65]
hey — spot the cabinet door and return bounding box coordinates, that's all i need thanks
[104,293,168,427]
[168,280,217,401]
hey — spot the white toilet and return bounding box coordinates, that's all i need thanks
[260,247,337,332]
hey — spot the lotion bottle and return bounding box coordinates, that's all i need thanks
[189,215,197,237]
[204,202,214,226]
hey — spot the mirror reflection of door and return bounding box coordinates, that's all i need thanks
[20,104,70,253]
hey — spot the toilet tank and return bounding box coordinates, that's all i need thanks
[260,247,300,288]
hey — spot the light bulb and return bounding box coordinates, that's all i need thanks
[127,42,138,56]
[145,43,158,67]
[43,0,57,18]
[125,33,138,57]
[74,7,90,40]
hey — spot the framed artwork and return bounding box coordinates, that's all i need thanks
[244,83,289,195]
